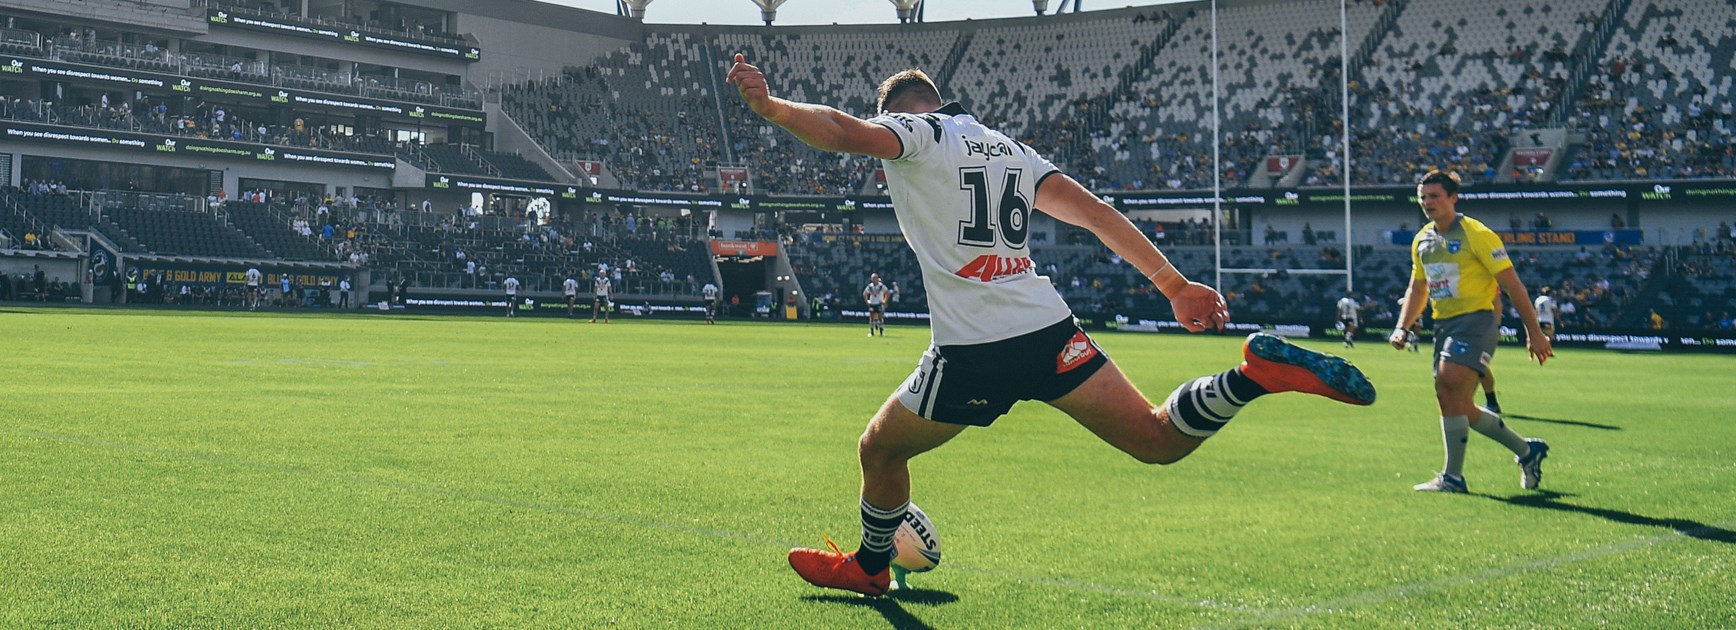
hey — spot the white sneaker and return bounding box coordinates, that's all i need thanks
[1517,439,1550,490]
[1413,473,1468,493]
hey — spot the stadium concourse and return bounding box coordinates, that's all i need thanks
[0,0,1732,343]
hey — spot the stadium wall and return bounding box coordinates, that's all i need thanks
[444,0,641,89]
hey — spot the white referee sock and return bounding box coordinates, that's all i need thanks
[1441,415,1470,477]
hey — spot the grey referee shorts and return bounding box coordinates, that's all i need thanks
[1433,310,1499,377]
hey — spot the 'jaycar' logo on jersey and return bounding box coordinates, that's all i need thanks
[963,138,1014,160]
[1447,239,1461,253]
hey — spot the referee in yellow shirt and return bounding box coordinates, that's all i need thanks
[1391,170,1553,493]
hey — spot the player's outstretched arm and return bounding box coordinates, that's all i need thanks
[1495,268,1553,364]
[725,53,899,159]
[1035,172,1226,332]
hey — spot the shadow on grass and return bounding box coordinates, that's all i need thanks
[802,588,960,629]
[1503,413,1622,431]
[1484,491,1735,543]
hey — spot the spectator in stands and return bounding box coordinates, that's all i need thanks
[1610,213,1625,230]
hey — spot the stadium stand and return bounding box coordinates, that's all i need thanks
[713,28,958,194]
[786,234,927,314]
[2,0,1729,338]
[501,32,723,192]
[101,203,270,259]
[1562,0,1736,181]
[225,201,342,261]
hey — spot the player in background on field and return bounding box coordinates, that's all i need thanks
[729,53,1376,597]
[563,274,581,318]
[1392,170,1551,494]
[1336,291,1360,348]
[1480,293,1504,413]
[1534,286,1559,342]
[504,275,520,317]
[591,271,611,324]
[244,266,263,310]
[863,273,892,336]
[702,281,720,324]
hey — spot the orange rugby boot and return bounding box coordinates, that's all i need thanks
[1239,333,1376,405]
[787,534,891,597]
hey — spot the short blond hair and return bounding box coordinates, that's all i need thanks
[876,69,941,113]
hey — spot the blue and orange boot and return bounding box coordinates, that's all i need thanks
[1239,333,1376,405]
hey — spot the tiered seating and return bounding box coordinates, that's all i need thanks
[1350,0,1601,185]
[500,67,614,162]
[713,29,956,194]
[955,11,1176,189]
[2,189,95,231]
[104,206,270,258]
[1097,1,1386,189]
[225,201,338,261]
[1662,248,1736,328]
[786,235,926,310]
[1563,0,1736,180]
[479,150,555,181]
[365,213,709,298]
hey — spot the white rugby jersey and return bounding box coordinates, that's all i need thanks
[504,277,520,295]
[864,281,891,305]
[563,278,579,296]
[1337,296,1360,320]
[594,276,611,297]
[1534,294,1556,323]
[869,103,1071,345]
[245,268,262,287]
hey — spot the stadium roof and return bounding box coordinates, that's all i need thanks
[532,0,1190,25]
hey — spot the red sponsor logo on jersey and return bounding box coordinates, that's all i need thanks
[1056,331,1098,374]
[954,254,1034,282]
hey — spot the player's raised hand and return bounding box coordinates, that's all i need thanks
[1169,282,1229,333]
[725,53,779,120]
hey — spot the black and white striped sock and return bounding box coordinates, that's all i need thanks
[855,498,907,575]
[1164,368,1268,438]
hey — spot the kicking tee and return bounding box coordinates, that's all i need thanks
[869,103,1071,345]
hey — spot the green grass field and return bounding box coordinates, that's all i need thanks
[2,307,1731,628]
